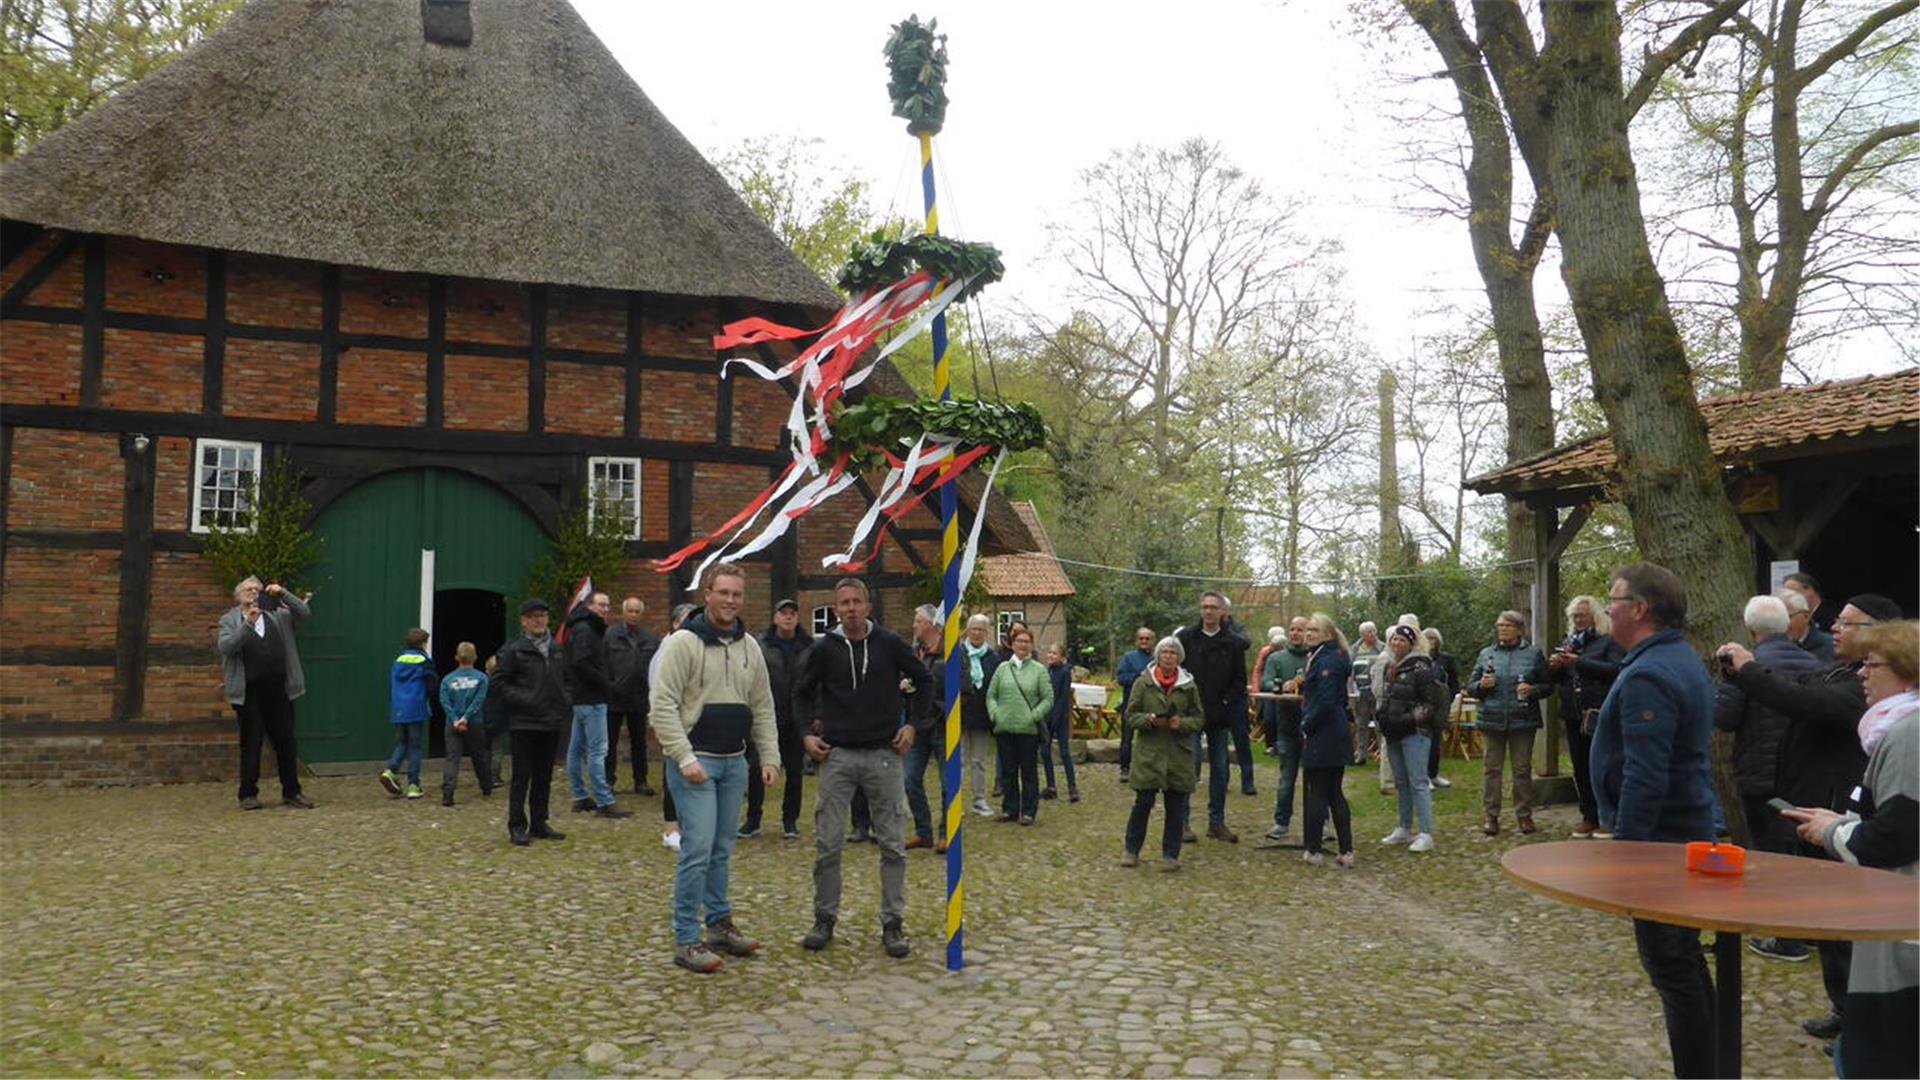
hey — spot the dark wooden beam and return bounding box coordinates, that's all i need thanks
[714,300,736,446]
[201,249,226,416]
[771,464,798,603]
[1790,476,1861,553]
[798,571,919,590]
[0,405,790,466]
[425,276,447,428]
[1532,505,1565,778]
[527,285,547,434]
[5,527,203,552]
[1540,501,1594,563]
[0,230,81,315]
[78,234,105,406]
[669,460,694,596]
[623,293,643,439]
[0,423,11,584]
[112,433,157,721]
[317,265,341,423]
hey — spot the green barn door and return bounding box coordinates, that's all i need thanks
[298,469,549,764]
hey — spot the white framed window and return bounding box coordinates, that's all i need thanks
[997,610,1027,641]
[190,439,261,534]
[812,605,836,636]
[587,456,642,540]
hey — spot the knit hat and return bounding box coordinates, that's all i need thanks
[1389,624,1418,644]
[1846,593,1903,623]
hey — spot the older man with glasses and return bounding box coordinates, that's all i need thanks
[1113,627,1157,784]
[1718,590,1906,1045]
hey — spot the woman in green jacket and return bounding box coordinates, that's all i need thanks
[987,626,1053,824]
[1123,636,1206,870]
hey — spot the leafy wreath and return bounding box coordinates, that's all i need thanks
[883,15,949,136]
[828,397,1046,470]
[835,231,1005,303]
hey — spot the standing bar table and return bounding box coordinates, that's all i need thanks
[1502,840,1917,1077]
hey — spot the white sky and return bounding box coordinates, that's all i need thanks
[573,0,1906,381]
[574,0,1488,364]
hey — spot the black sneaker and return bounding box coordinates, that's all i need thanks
[738,824,761,839]
[530,826,566,841]
[782,823,800,840]
[882,918,910,958]
[1118,767,1130,783]
[238,796,263,811]
[509,828,531,847]
[802,915,836,951]
[636,784,658,797]
[594,804,632,819]
[1802,1011,1842,1040]
[572,798,595,813]
[1748,937,1810,962]
[442,792,454,807]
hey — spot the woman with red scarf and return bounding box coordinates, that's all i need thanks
[1120,636,1206,870]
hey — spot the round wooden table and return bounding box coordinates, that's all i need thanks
[1503,840,1918,1077]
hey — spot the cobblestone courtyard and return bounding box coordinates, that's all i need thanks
[3,757,1837,1078]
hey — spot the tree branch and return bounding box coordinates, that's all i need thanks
[1623,0,1751,120]
[1795,0,1919,91]
[1808,119,1920,224]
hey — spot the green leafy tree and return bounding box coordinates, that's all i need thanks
[713,135,914,286]
[521,489,631,616]
[199,455,324,596]
[2,0,242,159]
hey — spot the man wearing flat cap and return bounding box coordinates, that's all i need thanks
[494,597,573,846]
[1719,591,1905,1042]
[752,597,814,839]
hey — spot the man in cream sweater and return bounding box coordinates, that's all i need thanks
[649,563,781,974]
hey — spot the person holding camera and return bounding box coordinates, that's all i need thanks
[217,576,315,811]
[1548,595,1625,839]
[1466,610,1550,835]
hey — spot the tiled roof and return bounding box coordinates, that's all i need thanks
[978,502,1076,598]
[1469,369,1920,495]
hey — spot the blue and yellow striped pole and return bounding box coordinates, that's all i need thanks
[920,129,967,973]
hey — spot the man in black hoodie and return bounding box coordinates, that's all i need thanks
[748,598,813,839]
[564,592,629,818]
[1176,591,1250,844]
[795,578,929,958]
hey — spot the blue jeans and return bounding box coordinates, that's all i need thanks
[566,703,613,807]
[664,753,748,945]
[1039,711,1077,793]
[386,721,425,785]
[1271,732,1300,829]
[904,733,947,841]
[1186,728,1231,827]
[1386,733,1434,834]
[1229,706,1255,790]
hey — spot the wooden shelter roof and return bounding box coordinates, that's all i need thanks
[1468,369,1920,499]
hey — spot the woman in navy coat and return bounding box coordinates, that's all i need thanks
[1297,613,1356,867]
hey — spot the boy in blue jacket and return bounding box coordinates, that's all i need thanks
[381,628,438,799]
[439,641,492,806]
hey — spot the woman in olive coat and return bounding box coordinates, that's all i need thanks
[1122,636,1206,870]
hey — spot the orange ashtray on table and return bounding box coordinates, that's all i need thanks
[1686,841,1746,875]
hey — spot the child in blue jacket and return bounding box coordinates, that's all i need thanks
[437,641,492,806]
[381,628,438,799]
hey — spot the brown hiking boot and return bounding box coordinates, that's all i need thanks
[704,917,761,956]
[1207,821,1239,843]
[1517,815,1538,835]
[673,943,724,974]
[1481,815,1500,836]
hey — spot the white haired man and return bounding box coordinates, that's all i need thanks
[216,576,315,810]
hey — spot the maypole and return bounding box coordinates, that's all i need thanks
[885,14,966,973]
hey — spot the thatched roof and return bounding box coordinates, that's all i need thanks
[0,0,840,309]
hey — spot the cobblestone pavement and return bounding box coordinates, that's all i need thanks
[3,755,1837,1078]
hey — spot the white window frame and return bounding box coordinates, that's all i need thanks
[587,456,642,540]
[812,605,836,636]
[997,610,1027,641]
[189,438,262,534]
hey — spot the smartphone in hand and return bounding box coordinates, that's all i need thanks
[1766,797,1797,815]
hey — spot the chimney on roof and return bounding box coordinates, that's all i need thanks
[421,0,472,47]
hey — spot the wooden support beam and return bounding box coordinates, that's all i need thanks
[201,250,226,416]
[78,235,105,406]
[1532,505,1566,778]
[623,293,643,439]
[112,433,157,722]
[0,231,81,315]
[527,285,547,435]
[425,276,447,428]
[317,265,341,423]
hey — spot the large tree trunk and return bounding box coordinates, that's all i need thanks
[1540,0,1754,841]
[1377,369,1402,574]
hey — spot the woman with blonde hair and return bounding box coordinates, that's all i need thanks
[1548,595,1625,838]
[1295,613,1357,867]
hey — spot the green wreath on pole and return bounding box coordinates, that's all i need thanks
[884,15,949,136]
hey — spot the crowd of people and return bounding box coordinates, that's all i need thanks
[216,562,1915,1075]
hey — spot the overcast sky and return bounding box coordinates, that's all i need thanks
[572,0,1902,382]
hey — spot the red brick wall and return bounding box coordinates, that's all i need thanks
[7,428,123,529]
[101,328,202,412]
[227,252,320,327]
[691,462,773,535]
[153,436,193,532]
[444,354,527,431]
[224,339,321,421]
[545,361,623,435]
[105,237,205,319]
[0,729,234,786]
[446,279,530,345]
[336,347,426,427]
[0,321,83,406]
[639,370,715,442]
[0,549,120,648]
[148,553,226,646]
[735,377,793,448]
[640,459,671,543]
[640,297,720,359]
[339,266,427,338]
[142,665,228,724]
[548,287,625,352]
[0,665,116,722]
[0,230,83,307]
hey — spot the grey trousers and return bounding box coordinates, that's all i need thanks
[812,746,907,922]
[442,722,493,796]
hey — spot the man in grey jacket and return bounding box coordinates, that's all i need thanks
[216,575,314,810]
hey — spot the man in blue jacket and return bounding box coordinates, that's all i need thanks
[1114,628,1155,784]
[1589,562,1716,1079]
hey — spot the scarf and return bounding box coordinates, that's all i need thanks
[1858,689,1917,756]
[1152,665,1178,694]
[963,640,991,688]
